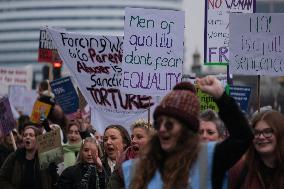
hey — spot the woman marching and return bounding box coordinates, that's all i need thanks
[122,75,253,189]
[57,137,106,189]
[229,110,284,189]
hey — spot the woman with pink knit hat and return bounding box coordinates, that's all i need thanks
[122,75,253,189]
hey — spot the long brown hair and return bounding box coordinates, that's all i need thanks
[130,126,200,189]
[246,111,284,189]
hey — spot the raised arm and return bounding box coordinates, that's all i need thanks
[197,75,253,189]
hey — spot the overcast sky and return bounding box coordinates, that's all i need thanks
[182,0,205,73]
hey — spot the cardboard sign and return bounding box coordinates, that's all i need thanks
[37,129,63,169]
[204,0,255,64]
[30,101,52,123]
[0,96,17,135]
[229,85,251,112]
[38,27,62,63]
[77,88,88,110]
[47,28,157,133]
[121,7,184,96]
[229,13,284,76]
[50,76,79,118]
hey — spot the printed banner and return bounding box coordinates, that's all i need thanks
[37,129,63,169]
[205,0,255,65]
[50,76,79,118]
[38,26,62,63]
[229,13,284,76]
[0,96,17,135]
[121,7,184,96]
[229,85,251,112]
[47,28,157,133]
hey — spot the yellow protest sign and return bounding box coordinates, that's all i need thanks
[30,100,52,123]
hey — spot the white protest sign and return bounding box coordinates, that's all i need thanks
[0,66,33,94]
[8,86,38,115]
[229,13,284,76]
[205,0,255,64]
[47,28,157,132]
[121,7,184,96]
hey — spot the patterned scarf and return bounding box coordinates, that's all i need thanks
[80,164,100,189]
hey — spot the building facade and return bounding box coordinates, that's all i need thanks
[0,0,182,69]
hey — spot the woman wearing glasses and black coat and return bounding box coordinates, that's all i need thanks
[229,110,284,189]
[122,76,253,189]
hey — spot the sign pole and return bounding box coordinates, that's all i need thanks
[257,75,261,112]
[9,132,17,151]
[148,98,151,127]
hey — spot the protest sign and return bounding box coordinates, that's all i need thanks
[187,74,228,112]
[30,100,52,123]
[229,13,284,76]
[0,96,16,135]
[205,0,255,65]
[77,88,88,110]
[229,85,251,112]
[50,76,79,118]
[37,129,63,169]
[38,27,62,64]
[9,85,38,115]
[121,7,184,96]
[0,66,33,94]
[47,28,157,133]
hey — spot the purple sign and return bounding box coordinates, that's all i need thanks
[0,96,16,135]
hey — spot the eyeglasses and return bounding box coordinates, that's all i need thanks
[154,117,179,131]
[253,128,274,138]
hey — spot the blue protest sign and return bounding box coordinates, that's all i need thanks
[229,86,251,113]
[50,77,79,116]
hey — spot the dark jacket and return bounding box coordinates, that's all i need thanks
[57,162,106,189]
[0,144,14,168]
[229,157,278,189]
[102,156,112,184]
[107,146,137,189]
[211,93,254,189]
[0,148,55,189]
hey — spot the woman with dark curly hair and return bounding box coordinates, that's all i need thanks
[122,76,253,189]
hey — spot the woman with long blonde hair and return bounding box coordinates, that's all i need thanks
[57,137,106,189]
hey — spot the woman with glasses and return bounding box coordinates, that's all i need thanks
[229,110,284,189]
[122,76,253,189]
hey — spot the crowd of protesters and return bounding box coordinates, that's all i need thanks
[0,75,284,189]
